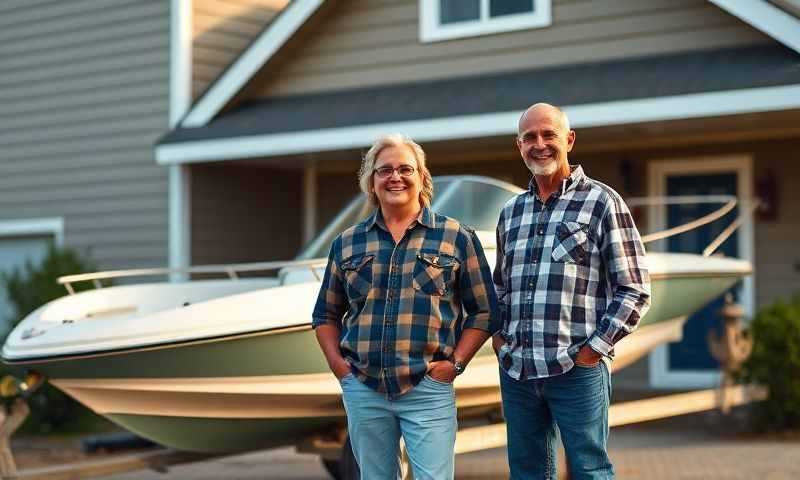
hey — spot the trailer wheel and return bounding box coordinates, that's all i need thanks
[339,436,360,480]
[321,458,343,480]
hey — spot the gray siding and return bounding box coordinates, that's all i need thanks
[192,0,286,100]
[752,145,800,308]
[256,0,771,98]
[0,0,171,269]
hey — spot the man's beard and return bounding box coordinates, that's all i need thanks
[527,156,559,176]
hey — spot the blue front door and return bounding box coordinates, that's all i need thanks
[666,173,740,371]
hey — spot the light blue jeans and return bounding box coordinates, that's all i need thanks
[339,373,457,480]
[500,362,614,480]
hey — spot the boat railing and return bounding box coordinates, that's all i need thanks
[628,195,759,257]
[57,259,328,295]
[57,195,758,295]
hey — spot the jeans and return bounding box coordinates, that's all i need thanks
[500,362,613,480]
[340,373,457,480]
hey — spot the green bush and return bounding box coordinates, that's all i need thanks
[1,244,101,433]
[739,294,800,431]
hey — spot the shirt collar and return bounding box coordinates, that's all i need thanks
[367,205,435,231]
[527,164,585,197]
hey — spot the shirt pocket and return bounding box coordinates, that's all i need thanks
[412,252,459,296]
[551,222,592,265]
[340,254,375,302]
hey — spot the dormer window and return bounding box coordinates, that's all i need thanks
[420,0,551,43]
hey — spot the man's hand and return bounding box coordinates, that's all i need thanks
[331,356,352,379]
[427,360,457,384]
[492,334,505,356]
[575,344,602,366]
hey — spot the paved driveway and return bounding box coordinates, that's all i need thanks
[104,412,799,480]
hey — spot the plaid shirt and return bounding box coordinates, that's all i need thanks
[312,206,499,398]
[493,166,651,380]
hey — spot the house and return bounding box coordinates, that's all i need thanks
[0,0,287,329]
[3,0,800,389]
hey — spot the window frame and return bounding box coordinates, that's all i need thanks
[419,0,551,43]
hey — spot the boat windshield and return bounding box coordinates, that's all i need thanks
[297,176,523,259]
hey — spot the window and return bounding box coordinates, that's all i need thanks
[420,0,551,43]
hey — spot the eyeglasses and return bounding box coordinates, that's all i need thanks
[374,165,415,178]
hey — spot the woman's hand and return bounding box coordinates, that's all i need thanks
[332,356,352,379]
[492,334,505,356]
[427,360,457,384]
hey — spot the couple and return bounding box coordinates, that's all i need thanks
[312,103,651,480]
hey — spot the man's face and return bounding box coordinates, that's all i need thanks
[516,107,575,177]
[372,145,422,211]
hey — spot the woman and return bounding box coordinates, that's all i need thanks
[311,133,499,479]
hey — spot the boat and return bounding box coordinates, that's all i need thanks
[1,176,751,454]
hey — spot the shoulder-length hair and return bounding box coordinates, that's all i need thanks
[358,133,434,208]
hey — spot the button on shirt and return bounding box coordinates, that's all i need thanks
[493,166,651,380]
[312,206,499,398]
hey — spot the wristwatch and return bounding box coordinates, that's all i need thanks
[450,357,466,376]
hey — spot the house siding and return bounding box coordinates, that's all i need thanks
[752,148,800,308]
[255,0,772,98]
[192,0,288,100]
[0,0,171,270]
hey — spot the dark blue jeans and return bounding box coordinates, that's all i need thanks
[500,362,614,480]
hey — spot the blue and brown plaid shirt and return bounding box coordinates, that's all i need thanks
[312,206,499,398]
[494,166,651,380]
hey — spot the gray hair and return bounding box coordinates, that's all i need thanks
[358,133,434,208]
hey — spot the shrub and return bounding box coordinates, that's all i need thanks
[739,295,800,431]
[1,244,101,433]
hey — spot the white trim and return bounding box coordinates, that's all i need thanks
[170,0,192,127]
[647,155,755,390]
[708,0,800,54]
[169,0,193,281]
[156,84,800,165]
[169,166,192,282]
[181,0,325,128]
[0,218,64,247]
[419,0,551,43]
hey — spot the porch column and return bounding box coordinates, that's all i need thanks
[169,166,191,281]
[168,0,192,281]
[303,166,318,245]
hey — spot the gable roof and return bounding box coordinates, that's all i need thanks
[181,0,325,128]
[173,0,800,132]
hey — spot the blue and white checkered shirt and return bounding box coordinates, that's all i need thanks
[493,166,651,380]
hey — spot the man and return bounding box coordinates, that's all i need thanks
[493,104,651,479]
[312,133,499,479]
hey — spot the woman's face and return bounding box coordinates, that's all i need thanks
[372,145,422,212]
